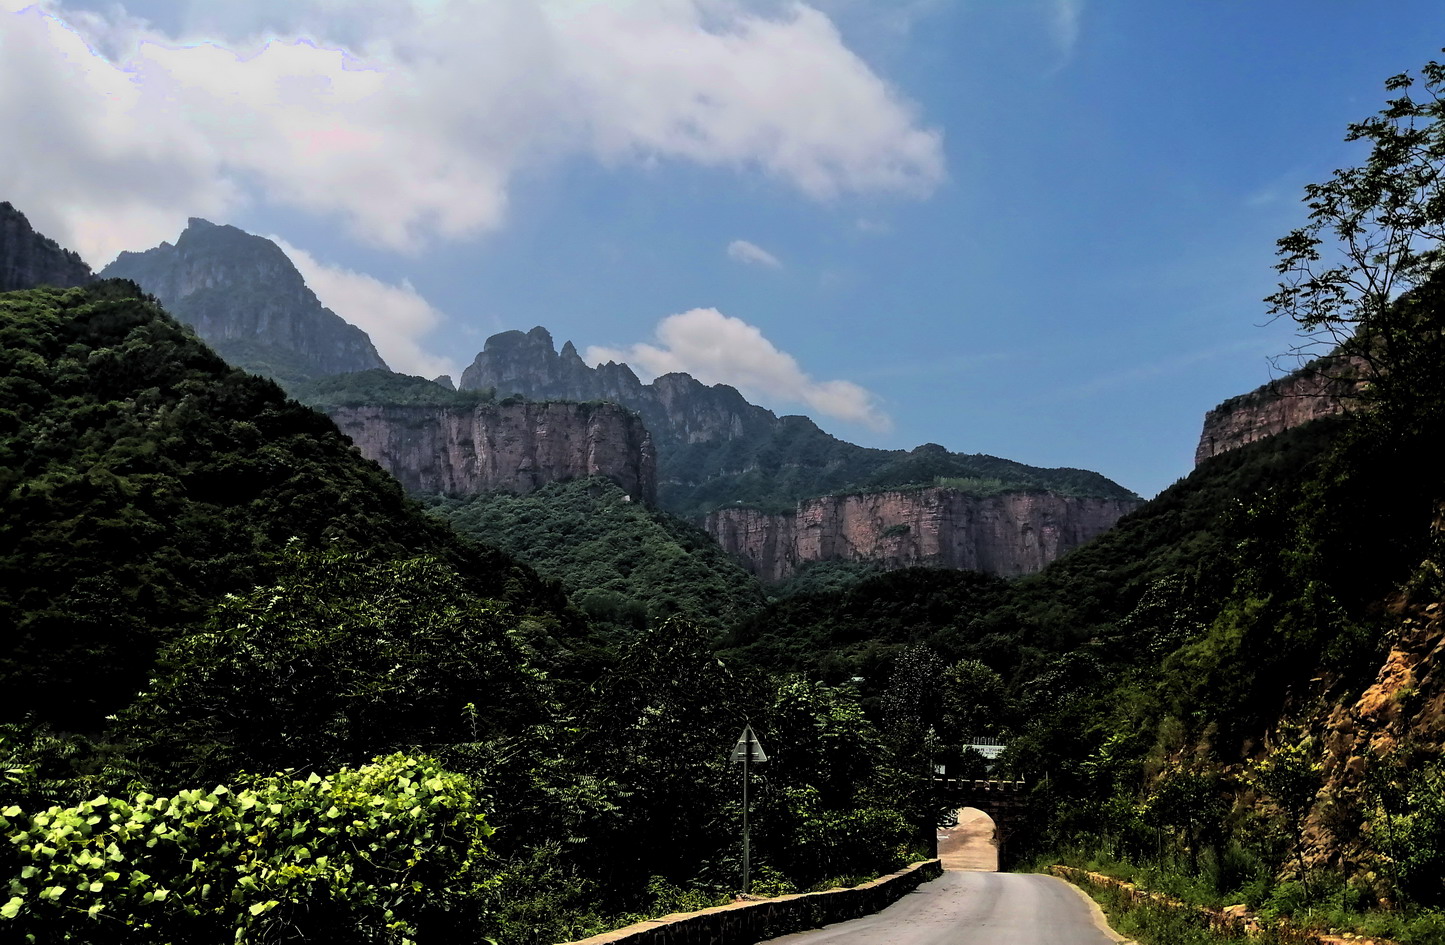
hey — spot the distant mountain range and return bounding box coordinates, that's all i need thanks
[2,201,1146,578]
[460,325,1140,517]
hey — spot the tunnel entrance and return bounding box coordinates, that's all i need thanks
[936,807,998,871]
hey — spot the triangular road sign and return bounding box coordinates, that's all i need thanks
[731,724,768,764]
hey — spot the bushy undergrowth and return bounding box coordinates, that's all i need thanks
[1046,848,1445,945]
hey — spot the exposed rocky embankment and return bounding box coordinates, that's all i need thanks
[0,201,93,292]
[102,218,388,381]
[326,401,656,503]
[1307,563,1445,873]
[1196,359,1359,464]
[706,488,1138,581]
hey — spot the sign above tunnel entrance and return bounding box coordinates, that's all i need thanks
[964,736,1005,760]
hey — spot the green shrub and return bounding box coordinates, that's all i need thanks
[0,754,490,944]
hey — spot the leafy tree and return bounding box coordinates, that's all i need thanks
[121,546,548,786]
[1245,736,1323,899]
[1366,753,1445,906]
[1266,53,1445,424]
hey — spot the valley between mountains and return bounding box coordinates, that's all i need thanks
[3,152,1445,945]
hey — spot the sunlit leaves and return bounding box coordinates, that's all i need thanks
[0,754,490,943]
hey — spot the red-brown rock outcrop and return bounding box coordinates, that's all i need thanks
[326,401,657,503]
[705,488,1138,581]
[1195,359,1360,464]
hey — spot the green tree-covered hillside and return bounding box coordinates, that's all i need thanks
[425,477,765,635]
[0,281,576,729]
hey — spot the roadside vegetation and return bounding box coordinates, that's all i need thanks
[5,49,1445,945]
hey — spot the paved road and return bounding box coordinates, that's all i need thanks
[764,872,1126,945]
[937,808,997,872]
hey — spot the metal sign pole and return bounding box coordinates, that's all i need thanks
[742,748,750,895]
[731,724,767,897]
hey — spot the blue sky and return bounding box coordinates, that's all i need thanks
[6,1,1445,497]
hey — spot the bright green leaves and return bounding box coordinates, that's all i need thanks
[0,753,489,943]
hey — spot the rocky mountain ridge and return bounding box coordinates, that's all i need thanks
[101,219,388,382]
[461,326,1139,512]
[459,325,1142,579]
[461,326,777,451]
[0,202,94,292]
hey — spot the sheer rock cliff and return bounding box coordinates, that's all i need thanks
[1195,359,1359,464]
[705,488,1138,581]
[102,219,388,382]
[0,202,93,292]
[325,401,657,504]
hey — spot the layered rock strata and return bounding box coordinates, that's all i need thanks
[326,401,656,504]
[0,201,93,292]
[1196,359,1359,464]
[705,488,1138,581]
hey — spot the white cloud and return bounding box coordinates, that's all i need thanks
[726,239,782,269]
[586,308,891,432]
[1050,0,1083,60]
[273,238,456,381]
[1,0,944,262]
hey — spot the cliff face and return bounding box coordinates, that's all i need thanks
[0,202,93,292]
[1196,359,1359,464]
[706,488,1138,581]
[325,401,657,503]
[101,219,387,381]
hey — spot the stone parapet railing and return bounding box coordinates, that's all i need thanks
[559,859,943,945]
[1050,865,1400,945]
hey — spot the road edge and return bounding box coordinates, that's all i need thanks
[558,859,944,945]
[1046,873,1138,945]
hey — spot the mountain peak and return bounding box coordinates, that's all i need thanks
[99,221,388,382]
[0,200,94,292]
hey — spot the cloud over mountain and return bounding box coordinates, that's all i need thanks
[586,308,891,432]
[272,238,456,381]
[1,0,944,263]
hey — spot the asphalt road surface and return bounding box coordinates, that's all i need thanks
[936,808,998,871]
[763,872,1126,945]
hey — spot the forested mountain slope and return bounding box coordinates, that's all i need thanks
[426,477,766,636]
[0,280,576,729]
[0,279,948,945]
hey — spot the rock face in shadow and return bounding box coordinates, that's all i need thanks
[101,219,388,382]
[460,326,778,450]
[326,401,657,504]
[0,202,93,292]
[706,488,1137,581]
[1196,359,1359,464]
